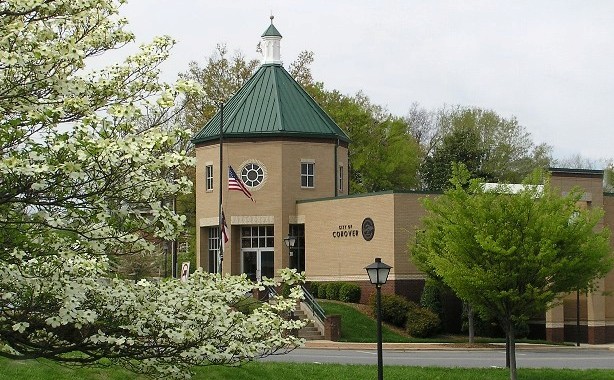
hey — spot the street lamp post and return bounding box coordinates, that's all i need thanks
[365,258,392,380]
[283,235,296,268]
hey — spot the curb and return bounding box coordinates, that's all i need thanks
[303,340,614,351]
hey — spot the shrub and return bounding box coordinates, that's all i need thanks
[420,278,442,316]
[370,294,414,327]
[406,307,441,338]
[316,283,328,299]
[326,282,343,300]
[280,283,291,298]
[338,283,361,303]
[235,297,263,315]
[308,282,320,298]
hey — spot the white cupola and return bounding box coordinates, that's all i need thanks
[261,16,282,65]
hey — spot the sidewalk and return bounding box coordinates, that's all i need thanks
[303,340,614,351]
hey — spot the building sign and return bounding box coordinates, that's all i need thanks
[332,224,359,238]
[362,218,375,241]
[331,218,375,241]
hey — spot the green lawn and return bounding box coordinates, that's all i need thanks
[0,357,149,380]
[319,300,564,345]
[320,300,413,342]
[1,359,613,380]
[0,301,591,379]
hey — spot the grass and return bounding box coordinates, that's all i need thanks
[0,301,591,379]
[319,300,568,345]
[320,300,412,342]
[0,357,149,380]
[1,359,613,380]
[195,363,614,380]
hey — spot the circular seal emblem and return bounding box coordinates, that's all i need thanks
[362,217,375,241]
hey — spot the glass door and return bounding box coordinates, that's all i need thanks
[242,250,258,281]
[240,225,274,282]
[260,250,274,280]
[241,249,275,282]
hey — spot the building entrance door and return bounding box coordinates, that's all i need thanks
[241,249,274,282]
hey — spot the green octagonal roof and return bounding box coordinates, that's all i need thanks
[262,23,282,37]
[191,63,350,145]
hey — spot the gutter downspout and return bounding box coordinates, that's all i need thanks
[334,138,339,197]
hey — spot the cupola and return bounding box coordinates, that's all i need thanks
[261,15,282,65]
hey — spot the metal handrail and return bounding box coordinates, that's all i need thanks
[265,285,278,300]
[301,284,326,324]
[265,284,326,324]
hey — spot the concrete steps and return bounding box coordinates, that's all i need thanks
[293,307,325,340]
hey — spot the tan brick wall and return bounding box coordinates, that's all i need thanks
[194,138,345,276]
[551,172,614,333]
[297,193,395,281]
[393,193,437,277]
[296,192,431,282]
[603,195,614,320]
[195,142,614,342]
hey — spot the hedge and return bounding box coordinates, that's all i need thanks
[406,306,440,338]
[370,293,415,328]
[338,283,361,303]
[309,282,361,303]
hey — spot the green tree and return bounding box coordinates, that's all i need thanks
[179,44,260,135]
[416,106,552,191]
[307,86,421,192]
[288,50,315,88]
[421,119,484,190]
[411,165,612,380]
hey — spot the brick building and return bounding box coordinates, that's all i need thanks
[192,19,614,344]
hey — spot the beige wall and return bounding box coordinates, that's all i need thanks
[194,138,614,341]
[393,193,435,278]
[549,172,614,339]
[602,195,614,321]
[297,193,395,281]
[194,138,346,277]
[296,192,429,282]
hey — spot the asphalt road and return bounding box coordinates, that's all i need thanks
[262,348,614,369]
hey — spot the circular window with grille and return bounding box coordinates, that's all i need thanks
[241,162,265,188]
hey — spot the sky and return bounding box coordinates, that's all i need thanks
[117,1,614,164]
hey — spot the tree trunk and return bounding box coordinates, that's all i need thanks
[467,304,475,344]
[505,333,510,368]
[506,323,517,380]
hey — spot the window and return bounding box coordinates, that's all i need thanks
[301,161,314,188]
[205,165,213,191]
[241,225,274,248]
[338,165,344,193]
[241,162,264,187]
[208,227,220,273]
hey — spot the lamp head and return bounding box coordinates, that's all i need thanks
[365,257,392,286]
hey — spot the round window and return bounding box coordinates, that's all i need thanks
[241,163,264,187]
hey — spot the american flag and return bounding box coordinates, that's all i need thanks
[228,165,254,202]
[221,209,229,244]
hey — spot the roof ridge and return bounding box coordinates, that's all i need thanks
[272,66,284,131]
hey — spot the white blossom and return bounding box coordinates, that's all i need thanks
[0,1,304,378]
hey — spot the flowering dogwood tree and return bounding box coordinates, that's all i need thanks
[0,1,304,378]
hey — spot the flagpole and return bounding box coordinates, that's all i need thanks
[218,103,224,275]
